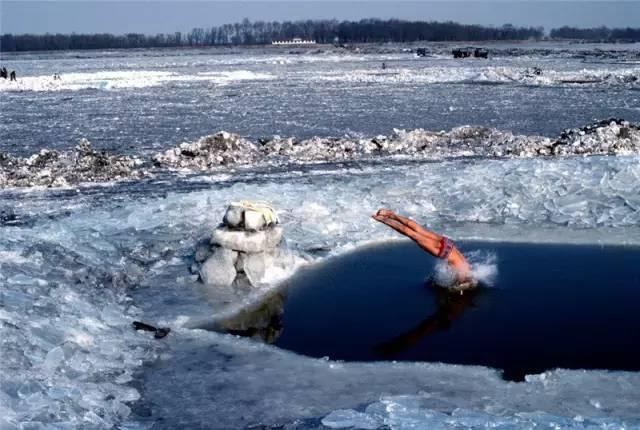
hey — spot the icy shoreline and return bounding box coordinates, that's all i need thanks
[2,118,639,188]
[137,327,640,429]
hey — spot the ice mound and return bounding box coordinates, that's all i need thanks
[0,139,148,188]
[197,201,285,288]
[0,70,275,92]
[261,118,640,160]
[318,65,640,87]
[153,119,640,170]
[554,118,640,155]
[3,119,640,189]
[152,131,260,169]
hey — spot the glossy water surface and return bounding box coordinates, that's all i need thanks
[274,241,640,381]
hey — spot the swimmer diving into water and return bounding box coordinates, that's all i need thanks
[372,209,475,288]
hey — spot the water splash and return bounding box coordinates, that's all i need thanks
[432,249,498,287]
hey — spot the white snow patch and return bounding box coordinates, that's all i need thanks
[0,70,274,92]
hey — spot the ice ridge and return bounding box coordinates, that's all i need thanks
[0,139,149,188]
[152,118,640,167]
[2,119,639,188]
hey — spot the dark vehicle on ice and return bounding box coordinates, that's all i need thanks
[452,47,489,59]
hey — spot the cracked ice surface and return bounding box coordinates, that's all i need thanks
[141,329,640,429]
[1,154,640,429]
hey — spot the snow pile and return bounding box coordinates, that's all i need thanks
[0,139,148,188]
[152,131,260,169]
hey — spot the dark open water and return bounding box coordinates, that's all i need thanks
[273,241,640,381]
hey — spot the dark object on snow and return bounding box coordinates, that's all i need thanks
[474,48,488,58]
[133,321,171,339]
[9,71,16,81]
[154,328,171,338]
[453,47,472,58]
[0,67,7,79]
[525,67,543,77]
[381,62,387,70]
[416,48,427,57]
[453,47,488,59]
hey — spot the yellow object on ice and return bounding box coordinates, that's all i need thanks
[231,200,279,226]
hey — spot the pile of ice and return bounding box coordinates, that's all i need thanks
[196,201,284,288]
[152,131,260,169]
[257,118,640,160]
[553,118,640,155]
[156,119,640,169]
[0,139,148,187]
[3,119,640,188]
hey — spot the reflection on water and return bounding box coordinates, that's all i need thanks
[375,284,481,359]
[200,290,286,344]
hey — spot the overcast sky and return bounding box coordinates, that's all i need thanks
[1,1,638,35]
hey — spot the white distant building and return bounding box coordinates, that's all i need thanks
[271,37,316,45]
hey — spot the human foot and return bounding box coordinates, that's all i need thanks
[375,208,395,218]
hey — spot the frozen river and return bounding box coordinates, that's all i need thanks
[1,43,640,429]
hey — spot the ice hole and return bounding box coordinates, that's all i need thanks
[213,240,640,382]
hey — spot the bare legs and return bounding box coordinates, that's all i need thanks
[372,209,442,255]
[372,209,473,282]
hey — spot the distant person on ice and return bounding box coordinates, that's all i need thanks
[10,71,16,81]
[372,209,475,288]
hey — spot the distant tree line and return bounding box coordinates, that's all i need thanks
[3,19,638,53]
[0,19,546,52]
[550,26,640,42]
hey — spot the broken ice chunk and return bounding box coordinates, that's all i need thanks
[41,346,65,375]
[243,210,266,231]
[322,409,382,430]
[223,205,244,228]
[211,226,283,253]
[241,251,276,286]
[199,247,238,287]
